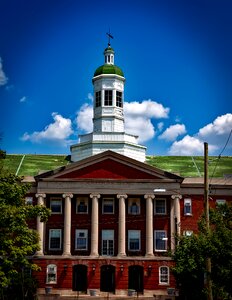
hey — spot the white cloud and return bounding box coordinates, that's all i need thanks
[20,96,27,103]
[76,103,93,133]
[158,124,186,141]
[0,57,8,86]
[124,99,169,119]
[21,112,73,143]
[169,113,232,155]
[87,93,94,102]
[125,116,155,143]
[157,122,164,132]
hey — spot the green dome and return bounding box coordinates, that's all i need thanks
[94,64,124,77]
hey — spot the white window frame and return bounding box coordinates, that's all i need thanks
[102,230,114,256]
[76,197,88,214]
[50,197,62,214]
[184,198,192,216]
[154,198,166,215]
[128,230,141,251]
[154,230,167,252]
[128,198,140,215]
[102,198,114,214]
[75,229,88,250]
[46,264,57,284]
[25,196,33,205]
[49,229,62,250]
[159,266,169,285]
[216,199,226,205]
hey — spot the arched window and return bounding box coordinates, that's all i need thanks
[159,266,169,284]
[46,264,57,284]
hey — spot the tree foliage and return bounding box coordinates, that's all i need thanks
[172,203,232,300]
[0,171,50,299]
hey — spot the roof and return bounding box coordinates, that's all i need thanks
[94,64,124,77]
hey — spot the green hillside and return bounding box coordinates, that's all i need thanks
[1,154,232,177]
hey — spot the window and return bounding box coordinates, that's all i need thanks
[104,90,113,106]
[155,230,167,251]
[95,91,101,107]
[25,197,33,205]
[46,264,57,284]
[183,230,193,237]
[50,198,62,214]
[216,199,226,206]
[184,198,192,215]
[116,91,122,107]
[155,199,166,214]
[159,266,169,284]
[102,230,114,256]
[76,197,88,214]
[128,198,140,215]
[102,198,114,214]
[128,230,140,251]
[75,229,88,250]
[49,229,62,250]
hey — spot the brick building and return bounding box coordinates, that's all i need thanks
[25,42,232,299]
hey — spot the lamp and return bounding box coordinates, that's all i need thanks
[92,264,96,274]
[148,265,152,276]
[120,264,124,273]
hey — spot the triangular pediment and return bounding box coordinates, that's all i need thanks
[35,151,183,181]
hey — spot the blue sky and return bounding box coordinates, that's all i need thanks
[0,0,232,156]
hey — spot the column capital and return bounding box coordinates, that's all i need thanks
[90,193,101,199]
[117,194,128,199]
[36,193,46,199]
[171,194,182,200]
[62,193,73,199]
[144,194,155,200]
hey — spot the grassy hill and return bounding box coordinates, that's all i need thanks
[1,154,232,177]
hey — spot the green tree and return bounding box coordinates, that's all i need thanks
[172,203,232,300]
[0,172,50,299]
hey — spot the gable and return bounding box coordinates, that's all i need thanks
[56,159,160,179]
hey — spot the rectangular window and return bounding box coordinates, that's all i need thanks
[25,197,33,205]
[76,197,88,214]
[102,198,114,214]
[49,229,62,250]
[95,91,101,107]
[104,90,113,106]
[216,199,226,206]
[50,198,62,214]
[128,230,140,251]
[183,230,193,237]
[155,230,167,251]
[159,266,169,284]
[128,198,140,215]
[46,264,57,284]
[75,229,88,250]
[184,198,192,215]
[116,91,122,107]
[155,199,166,214]
[102,230,114,256]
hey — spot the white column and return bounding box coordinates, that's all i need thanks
[144,194,155,256]
[90,194,100,256]
[35,193,46,256]
[171,194,182,250]
[62,193,73,256]
[117,194,127,257]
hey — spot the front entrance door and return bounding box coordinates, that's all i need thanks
[72,265,87,292]
[128,265,144,293]
[100,265,115,293]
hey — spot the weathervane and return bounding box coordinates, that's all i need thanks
[106,29,113,47]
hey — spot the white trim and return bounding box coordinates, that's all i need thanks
[50,197,62,214]
[75,229,88,250]
[184,198,192,216]
[154,230,167,252]
[102,198,114,214]
[159,266,169,285]
[154,198,166,215]
[46,264,57,284]
[128,230,141,251]
[76,197,88,214]
[49,229,62,250]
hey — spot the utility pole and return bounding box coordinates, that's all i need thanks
[204,142,213,300]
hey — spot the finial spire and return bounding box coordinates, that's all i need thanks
[106,29,113,47]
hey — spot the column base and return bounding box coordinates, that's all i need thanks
[90,253,99,257]
[62,253,71,257]
[117,253,127,258]
[145,253,154,257]
[34,251,44,257]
